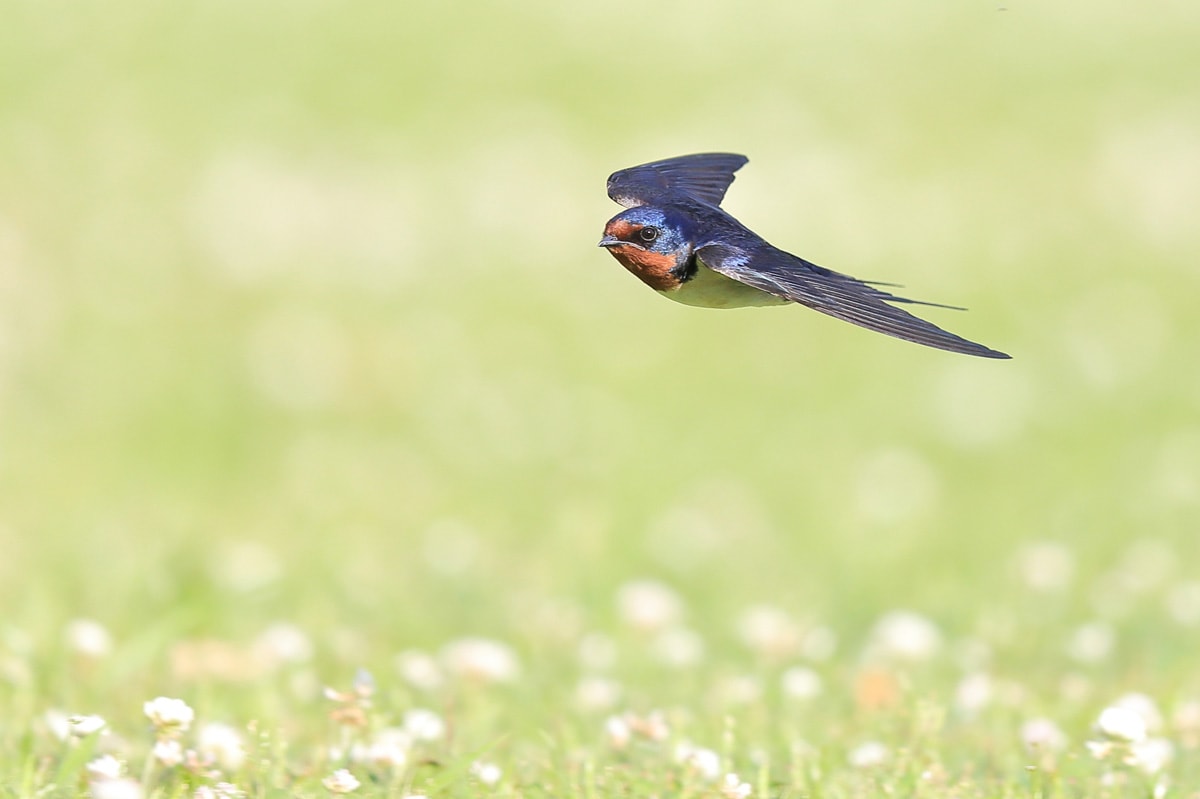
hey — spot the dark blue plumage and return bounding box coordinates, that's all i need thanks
[598,153,1009,359]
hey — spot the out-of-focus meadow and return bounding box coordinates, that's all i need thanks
[2,0,1199,795]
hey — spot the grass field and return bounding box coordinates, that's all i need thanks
[2,1,1199,796]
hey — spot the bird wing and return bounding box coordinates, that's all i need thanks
[607,153,749,208]
[696,243,1010,359]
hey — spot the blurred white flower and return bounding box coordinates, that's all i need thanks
[470,761,502,785]
[197,722,246,770]
[90,779,143,799]
[440,637,519,683]
[800,625,838,662]
[1097,706,1148,743]
[737,605,799,658]
[635,710,671,742]
[68,714,107,737]
[604,715,631,749]
[1129,738,1174,774]
[86,754,123,781]
[1114,692,1164,733]
[45,709,71,741]
[780,667,823,701]
[848,741,889,768]
[395,650,444,691]
[144,697,194,736]
[720,773,752,799]
[1020,718,1068,752]
[65,619,113,658]
[1172,700,1200,735]
[955,673,994,714]
[1015,541,1075,592]
[616,580,683,632]
[868,611,942,662]
[322,768,361,793]
[675,743,721,780]
[153,740,184,767]
[254,622,314,665]
[402,709,445,741]
[1066,622,1115,665]
[575,676,622,712]
[351,727,409,770]
[651,626,704,668]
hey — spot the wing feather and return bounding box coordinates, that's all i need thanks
[607,153,748,208]
[697,244,1010,359]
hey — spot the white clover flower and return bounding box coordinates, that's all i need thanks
[45,710,70,741]
[86,754,124,781]
[68,714,107,737]
[1097,706,1148,743]
[395,650,444,691]
[1015,541,1075,592]
[153,740,184,767]
[604,715,631,749]
[780,666,823,701]
[144,697,194,736]
[1020,717,1068,752]
[1113,692,1164,732]
[65,619,113,658]
[1128,738,1174,774]
[675,743,721,780]
[720,773,751,799]
[955,673,994,714]
[440,637,519,684]
[90,778,144,799]
[737,605,800,658]
[621,710,670,743]
[575,676,622,712]
[402,709,445,741]
[254,622,314,665]
[322,769,360,794]
[1066,622,1115,664]
[352,727,409,769]
[197,722,246,770]
[470,760,502,785]
[651,626,704,668]
[867,611,942,662]
[616,580,683,632]
[848,741,889,768]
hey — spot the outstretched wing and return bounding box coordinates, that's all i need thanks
[607,153,749,208]
[697,243,1010,359]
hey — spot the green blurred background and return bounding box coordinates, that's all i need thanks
[1,0,1198,689]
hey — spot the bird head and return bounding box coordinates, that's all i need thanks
[598,206,694,291]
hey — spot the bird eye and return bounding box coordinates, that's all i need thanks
[638,226,660,243]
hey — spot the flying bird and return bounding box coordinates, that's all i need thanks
[598,153,1009,358]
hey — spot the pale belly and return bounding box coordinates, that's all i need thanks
[657,263,789,309]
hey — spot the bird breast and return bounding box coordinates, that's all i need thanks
[608,246,683,292]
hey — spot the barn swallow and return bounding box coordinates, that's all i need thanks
[598,153,1009,358]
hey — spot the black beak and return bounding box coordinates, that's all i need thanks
[597,235,622,248]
